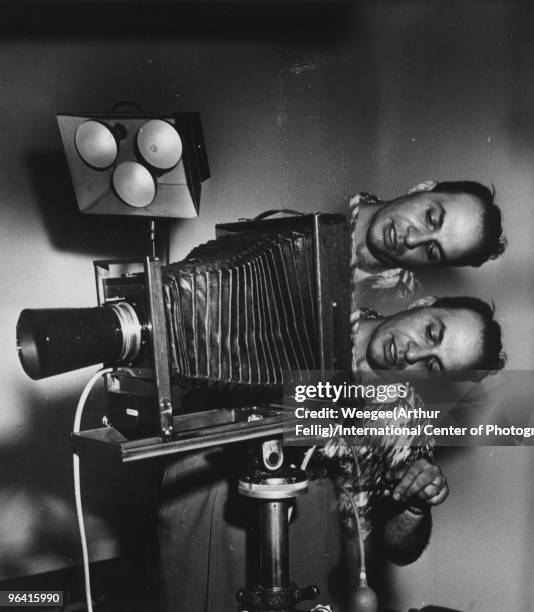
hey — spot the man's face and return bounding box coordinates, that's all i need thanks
[366,306,485,375]
[366,191,485,269]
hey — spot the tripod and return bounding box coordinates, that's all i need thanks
[236,440,320,612]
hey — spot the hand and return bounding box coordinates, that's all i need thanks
[387,458,449,506]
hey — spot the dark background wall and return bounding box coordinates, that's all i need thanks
[1,2,533,611]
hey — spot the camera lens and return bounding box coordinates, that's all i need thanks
[16,303,142,380]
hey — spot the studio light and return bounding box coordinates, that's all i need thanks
[58,110,210,218]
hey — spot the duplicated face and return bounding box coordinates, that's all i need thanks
[366,191,485,269]
[366,306,485,375]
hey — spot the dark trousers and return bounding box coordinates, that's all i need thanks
[158,448,343,612]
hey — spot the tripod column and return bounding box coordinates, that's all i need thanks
[259,499,290,591]
[237,467,319,611]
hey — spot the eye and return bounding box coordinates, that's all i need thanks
[426,356,442,373]
[426,205,443,229]
[426,208,437,228]
[426,323,438,344]
[426,321,444,346]
[426,242,441,262]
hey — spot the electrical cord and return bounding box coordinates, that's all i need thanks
[348,444,367,579]
[338,484,367,580]
[72,367,113,612]
[298,443,378,612]
[296,444,368,578]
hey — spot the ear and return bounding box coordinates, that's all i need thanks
[407,180,438,194]
[407,295,437,309]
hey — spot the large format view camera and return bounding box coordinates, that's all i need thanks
[17,213,350,458]
[17,213,390,612]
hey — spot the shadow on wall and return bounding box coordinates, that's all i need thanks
[25,151,165,258]
[0,378,159,580]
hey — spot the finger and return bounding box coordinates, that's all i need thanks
[426,481,449,506]
[391,458,432,482]
[416,479,445,501]
[391,471,418,501]
[403,468,441,500]
[392,461,439,501]
[392,463,434,501]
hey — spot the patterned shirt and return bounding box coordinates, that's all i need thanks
[329,307,434,540]
[321,388,434,541]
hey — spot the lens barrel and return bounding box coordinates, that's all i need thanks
[16,302,142,380]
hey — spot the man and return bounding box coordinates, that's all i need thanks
[159,295,505,611]
[303,296,504,609]
[316,294,504,608]
[351,295,505,377]
[350,180,506,310]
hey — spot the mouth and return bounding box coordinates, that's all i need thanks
[383,222,397,252]
[383,336,398,368]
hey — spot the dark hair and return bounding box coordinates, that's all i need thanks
[432,295,506,376]
[431,181,507,267]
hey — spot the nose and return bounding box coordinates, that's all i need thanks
[405,226,430,249]
[405,341,432,365]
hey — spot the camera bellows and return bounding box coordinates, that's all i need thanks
[162,230,319,391]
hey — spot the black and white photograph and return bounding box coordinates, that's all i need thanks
[1,2,533,612]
